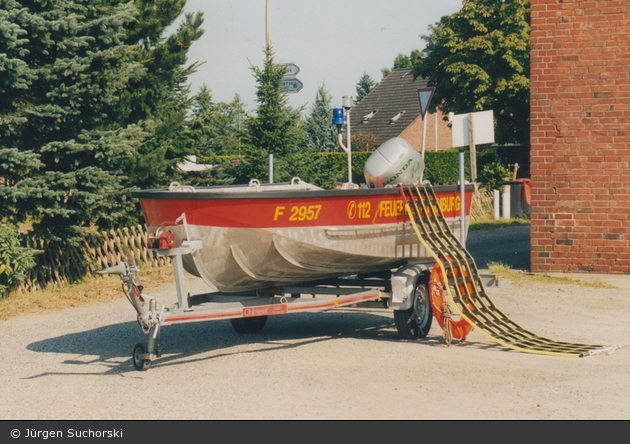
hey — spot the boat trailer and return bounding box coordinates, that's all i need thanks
[97,185,616,371]
[96,238,434,371]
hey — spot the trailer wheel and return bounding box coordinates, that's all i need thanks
[230,316,267,334]
[132,342,151,371]
[394,282,433,339]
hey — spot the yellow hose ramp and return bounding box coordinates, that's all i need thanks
[400,185,616,358]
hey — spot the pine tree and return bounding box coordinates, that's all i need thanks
[0,0,150,244]
[116,0,205,189]
[303,84,338,152]
[239,46,304,183]
[354,73,377,105]
[186,85,248,158]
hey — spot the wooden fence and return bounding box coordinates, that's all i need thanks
[18,225,170,293]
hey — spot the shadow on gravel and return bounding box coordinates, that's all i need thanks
[26,308,516,375]
[24,309,426,375]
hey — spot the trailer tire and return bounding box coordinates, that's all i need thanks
[132,343,151,371]
[394,282,432,339]
[230,316,267,334]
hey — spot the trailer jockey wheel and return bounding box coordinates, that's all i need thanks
[230,316,268,334]
[132,343,151,371]
[394,281,433,340]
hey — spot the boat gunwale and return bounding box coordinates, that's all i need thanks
[132,184,474,200]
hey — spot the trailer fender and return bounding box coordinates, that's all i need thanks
[390,264,431,310]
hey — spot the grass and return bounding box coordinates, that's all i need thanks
[487,262,615,288]
[0,266,175,321]
[469,217,530,232]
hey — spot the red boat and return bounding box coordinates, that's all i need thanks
[134,179,473,293]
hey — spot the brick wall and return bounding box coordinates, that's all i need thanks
[530,0,630,273]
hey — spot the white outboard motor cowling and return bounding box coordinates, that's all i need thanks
[363,137,424,188]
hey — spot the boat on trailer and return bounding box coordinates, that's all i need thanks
[135,178,473,294]
[97,138,475,370]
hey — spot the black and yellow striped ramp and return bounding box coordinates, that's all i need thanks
[399,185,617,358]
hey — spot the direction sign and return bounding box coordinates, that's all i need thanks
[417,87,435,119]
[281,77,303,93]
[278,63,300,77]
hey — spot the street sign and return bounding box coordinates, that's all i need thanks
[450,110,495,147]
[278,63,300,77]
[417,87,435,120]
[281,77,303,93]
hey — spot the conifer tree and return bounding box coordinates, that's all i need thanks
[0,0,149,243]
[303,84,338,152]
[186,85,248,158]
[116,0,205,189]
[238,46,304,183]
[354,73,377,105]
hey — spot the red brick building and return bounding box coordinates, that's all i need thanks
[530,0,630,273]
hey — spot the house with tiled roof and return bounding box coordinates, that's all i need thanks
[349,68,452,152]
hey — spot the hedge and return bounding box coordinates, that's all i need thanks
[199,150,472,189]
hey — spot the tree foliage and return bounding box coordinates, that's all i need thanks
[0,0,206,243]
[0,223,36,297]
[237,46,304,183]
[0,0,150,243]
[303,84,338,153]
[382,49,422,78]
[117,0,205,189]
[354,73,377,105]
[413,0,531,145]
[186,85,248,157]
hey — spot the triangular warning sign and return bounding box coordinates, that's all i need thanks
[417,87,435,120]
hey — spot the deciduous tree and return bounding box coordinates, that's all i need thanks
[413,0,530,145]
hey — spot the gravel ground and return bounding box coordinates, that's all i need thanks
[1,226,629,420]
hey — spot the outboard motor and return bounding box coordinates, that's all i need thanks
[364,137,424,187]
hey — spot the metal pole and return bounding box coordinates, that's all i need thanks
[421,113,427,158]
[435,112,438,152]
[347,109,352,183]
[459,148,466,246]
[266,0,272,182]
[266,0,271,52]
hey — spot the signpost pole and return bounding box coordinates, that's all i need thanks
[459,148,466,246]
[421,114,428,159]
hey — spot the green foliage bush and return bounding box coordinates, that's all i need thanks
[478,162,511,191]
[0,224,36,297]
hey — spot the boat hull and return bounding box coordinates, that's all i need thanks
[134,184,473,292]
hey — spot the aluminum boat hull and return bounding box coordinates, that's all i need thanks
[133,182,473,292]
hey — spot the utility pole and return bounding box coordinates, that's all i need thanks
[266,0,273,182]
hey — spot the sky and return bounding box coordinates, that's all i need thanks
[176,0,465,114]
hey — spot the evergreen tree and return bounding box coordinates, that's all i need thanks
[303,84,338,153]
[354,73,377,105]
[116,0,205,189]
[186,85,248,158]
[0,0,150,243]
[238,46,304,183]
